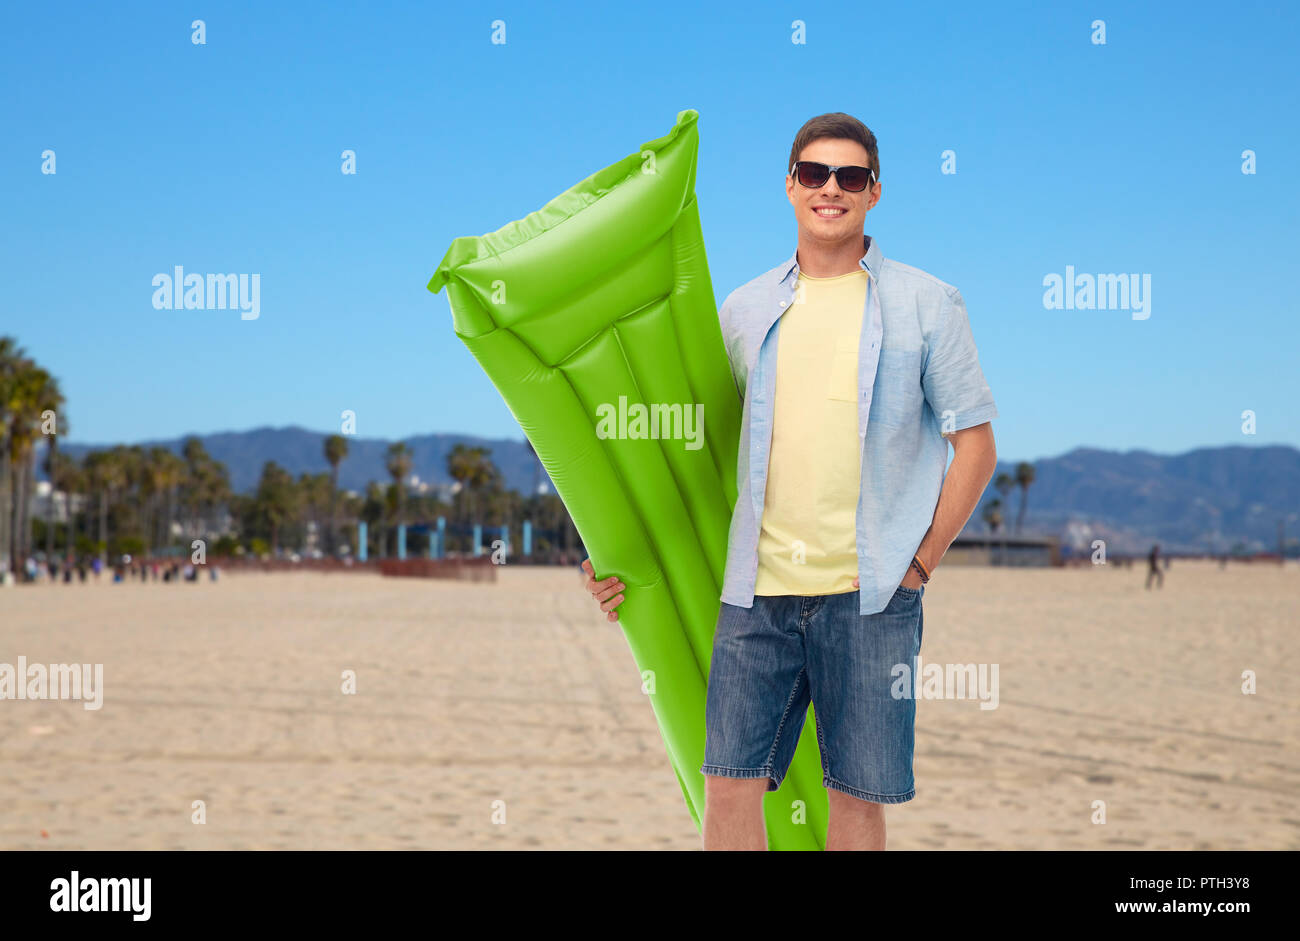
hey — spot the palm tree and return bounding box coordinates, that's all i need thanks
[296,471,332,555]
[323,434,349,556]
[178,438,231,547]
[181,437,211,542]
[8,363,57,569]
[982,498,1004,534]
[205,461,231,541]
[360,480,387,558]
[337,489,365,556]
[36,379,67,564]
[386,441,413,549]
[992,471,1014,563]
[0,336,29,574]
[994,472,1014,506]
[48,450,82,560]
[982,496,1003,561]
[446,444,499,535]
[84,448,126,563]
[253,461,297,554]
[158,449,186,554]
[138,447,169,553]
[1014,462,1036,534]
[119,445,146,553]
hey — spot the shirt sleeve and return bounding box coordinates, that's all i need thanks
[921,287,997,435]
[717,295,744,402]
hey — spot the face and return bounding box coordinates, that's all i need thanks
[786,137,882,242]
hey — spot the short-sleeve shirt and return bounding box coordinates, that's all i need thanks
[717,234,998,615]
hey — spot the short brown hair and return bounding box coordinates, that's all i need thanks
[788,113,879,183]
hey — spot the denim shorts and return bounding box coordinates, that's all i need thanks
[700,584,924,804]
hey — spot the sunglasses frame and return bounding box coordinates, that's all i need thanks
[790,160,877,192]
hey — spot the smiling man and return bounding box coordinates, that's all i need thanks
[585,112,999,850]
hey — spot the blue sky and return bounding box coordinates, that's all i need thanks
[2,0,1296,464]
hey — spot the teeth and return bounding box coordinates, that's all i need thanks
[815,208,845,216]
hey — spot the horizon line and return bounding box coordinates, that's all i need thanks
[47,426,1300,467]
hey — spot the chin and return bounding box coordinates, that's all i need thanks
[809,218,852,233]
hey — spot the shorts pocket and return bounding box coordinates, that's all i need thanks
[890,584,922,610]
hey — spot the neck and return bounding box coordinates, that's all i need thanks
[795,232,867,278]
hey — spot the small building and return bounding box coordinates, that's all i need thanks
[943,533,1061,567]
[28,480,86,524]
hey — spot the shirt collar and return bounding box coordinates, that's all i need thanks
[778,234,882,286]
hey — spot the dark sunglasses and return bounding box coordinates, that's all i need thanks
[790,160,876,192]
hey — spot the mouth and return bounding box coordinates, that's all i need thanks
[813,206,847,218]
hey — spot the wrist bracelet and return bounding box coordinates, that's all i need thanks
[910,554,931,583]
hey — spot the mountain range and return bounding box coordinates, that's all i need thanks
[52,428,1300,557]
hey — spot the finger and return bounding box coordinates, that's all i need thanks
[599,593,626,613]
[607,611,618,622]
[583,562,620,593]
[585,573,615,593]
[593,581,624,603]
[852,577,859,587]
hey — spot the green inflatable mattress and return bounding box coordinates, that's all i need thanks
[428,109,830,849]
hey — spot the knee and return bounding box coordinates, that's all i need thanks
[704,774,769,810]
[828,788,886,818]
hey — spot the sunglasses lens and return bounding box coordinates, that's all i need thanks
[837,167,870,191]
[797,163,831,187]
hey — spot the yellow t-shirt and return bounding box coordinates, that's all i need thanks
[754,268,866,596]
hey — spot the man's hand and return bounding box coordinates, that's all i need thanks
[581,558,626,622]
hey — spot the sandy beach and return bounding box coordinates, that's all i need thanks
[2,559,1297,850]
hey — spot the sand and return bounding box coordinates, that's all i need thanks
[1,559,1296,850]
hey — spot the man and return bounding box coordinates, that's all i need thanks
[584,113,998,850]
[1146,543,1163,589]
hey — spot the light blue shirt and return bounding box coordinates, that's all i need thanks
[717,235,998,615]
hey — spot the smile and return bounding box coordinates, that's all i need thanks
[814,207,846,217]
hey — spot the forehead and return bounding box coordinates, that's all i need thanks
[797,137,869,166]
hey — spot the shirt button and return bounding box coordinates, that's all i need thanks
[779,301,787,308]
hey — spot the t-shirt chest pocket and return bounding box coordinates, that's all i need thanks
[827,340,859,402]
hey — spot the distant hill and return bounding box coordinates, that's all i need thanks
[56,427,552,497]
[985,444,1300,556]
[51,430,1300,556]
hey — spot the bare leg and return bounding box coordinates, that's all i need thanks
[825,789,887,850]
[701,775,769,850]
